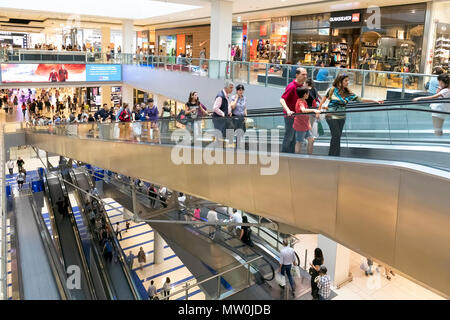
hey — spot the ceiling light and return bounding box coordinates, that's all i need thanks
[237,16,242,23]
[411,10,416,14]
[0,0,200,20]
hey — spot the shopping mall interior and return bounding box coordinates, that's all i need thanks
[0,0,449,303]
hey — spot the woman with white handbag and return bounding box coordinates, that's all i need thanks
[413,73,450,136]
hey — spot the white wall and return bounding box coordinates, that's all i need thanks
[122,65,284,110]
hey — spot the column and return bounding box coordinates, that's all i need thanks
[317,235,351,287]
[422,1,437,75]
[153,230,164,264]
[122,84,134,108]
[101,86,112,108]
[209,0,233,79]
[123,207,134,220]
[122,19,135,54]
[101,27,112,107]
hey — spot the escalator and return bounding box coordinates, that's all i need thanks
[10,188,71,300]
[42,170,97,300]
[92,171,281,297]
[24,102,450,298]
[68,169,141,300]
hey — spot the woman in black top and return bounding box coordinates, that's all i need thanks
[185,91,208,138]
[309,248,324,300]
[239,216,254,247]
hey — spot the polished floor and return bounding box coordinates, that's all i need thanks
[293,234,445,300]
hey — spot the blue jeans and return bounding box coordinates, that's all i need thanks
[282,116,296,153]
[281,264,295,291]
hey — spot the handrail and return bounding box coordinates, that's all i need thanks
[23,99,450,131]
[1,50,438,78]
[43,170,97,299]
[54,171,98,300]
[71,169,142,300]
[161,255,265,300]
[27,185,73,300]
[40,169,65,266]
[0,125,7,300]
[61,171,116,300]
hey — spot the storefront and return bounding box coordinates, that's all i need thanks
[133,89,153,106]
[156,26,209,59]
[0,32,30,48]
[244,17,289,64]
[158,35,177,56]
[290,3,426,73]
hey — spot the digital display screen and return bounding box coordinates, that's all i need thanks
[0,64,86,83]
[1,63,122,83]
[86,64,122,82]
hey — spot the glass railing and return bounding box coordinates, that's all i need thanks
[0,49,439,100]
[161,255,266,300]
[24,100,450,149]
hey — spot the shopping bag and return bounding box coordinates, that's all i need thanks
[318,121,325,136]
[275,272,286,287]
[132,122,142,136]
[292,265,301,278]
[176,110,188,125]
[360,261,368,272]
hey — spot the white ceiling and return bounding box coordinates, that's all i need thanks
[0,0,433,31]
[0,0,202,20]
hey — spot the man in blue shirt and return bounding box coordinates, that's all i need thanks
[95,104,113,139]
[315,60,329,81]
[94,104,113,122]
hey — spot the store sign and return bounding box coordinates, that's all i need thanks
[329,10,363,27]
[260,25,267,36]
[0,63,122,83]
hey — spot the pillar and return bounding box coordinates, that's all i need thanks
[153,230,164,264]
[122,19,135,54]
[423,1,436,75]
[123,207,133,220]
[101,86,112,108]
[209,0,232,79]
[100,27,112,108]
[122,84,134,108]
[317,235,351,287]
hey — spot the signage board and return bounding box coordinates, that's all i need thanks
[329,10,363,28]
[1,63,122,83]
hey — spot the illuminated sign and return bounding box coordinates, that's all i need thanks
[0,63,122,83]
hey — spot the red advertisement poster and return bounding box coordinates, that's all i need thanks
[0,64,86,83]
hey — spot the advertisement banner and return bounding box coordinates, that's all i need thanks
[0,64,86,83]
[0,63,122,83]
[86,64,122,82]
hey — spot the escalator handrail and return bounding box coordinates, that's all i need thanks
[23,98,450,132]
[63,171,117,300]
[55,172,98,299]
[173,209,275,282]
[27,183,73,300]
[40,170,65,268]
[78,169,143,300]
[45,171,97,299]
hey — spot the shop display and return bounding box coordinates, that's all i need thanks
[433,23,450,71]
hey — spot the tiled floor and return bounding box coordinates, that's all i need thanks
[104,197,205,300]
[293,234,445,300]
